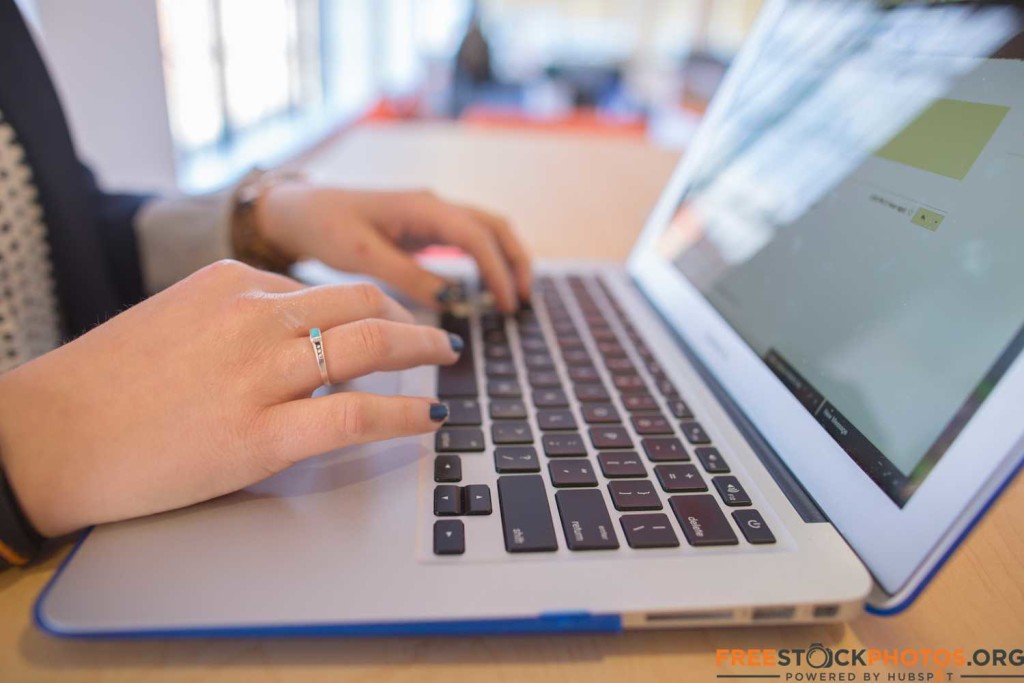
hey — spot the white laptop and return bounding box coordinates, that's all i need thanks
[36,0,1024,636]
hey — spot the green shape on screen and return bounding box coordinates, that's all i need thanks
[911,207,945,232]
[876,98,1009,180]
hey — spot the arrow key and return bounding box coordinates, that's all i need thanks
[433,519,465,555]
[434,455,462,483]
[463,484,493,515]
[434,485,463,516]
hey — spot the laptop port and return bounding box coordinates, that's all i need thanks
[752,606,795,621]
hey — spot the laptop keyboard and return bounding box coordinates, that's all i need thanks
[432,275,776,556]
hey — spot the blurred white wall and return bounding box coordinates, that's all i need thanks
[29,0,179,193]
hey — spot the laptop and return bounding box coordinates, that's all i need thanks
[36,0,1024,636]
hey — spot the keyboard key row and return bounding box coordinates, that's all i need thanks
[434,484,492,516]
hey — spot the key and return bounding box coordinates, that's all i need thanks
[494,446,541,473]
[680,420,711,444]
[437,363,477,398]
[483,328,507,344]
[443,399,482,426]
[568,366,601,383]
[537,409,577,431]
[667,399,693,419]
[487,379,522,398]
[548,460,599,487]
[589,426,633,450]
[557,336,584,351]
[642,437,688,462]
[480,311,504,331]
[597,341,626,358]
[631,414,673,435]
[604,357,635,375]
[525,353,555,370]
[607,480,662,511]
[656,379,679,397]
[498,475,559,552]
[555,490,619,550]
[612,374,648,394]
[695,447,730,473]
[485,344,512,360]
[582,403,621,424]
[562,349,593,367]
[713,476,751,506]
[597,452,647,478]
[490,398,527,420]
[533,388,569,408]
[670,495,738,546]
[434,485,463,516]
[434,455,462,483]
[732,509,775,544]
[620,513,679,549]
[575,384,610,402]
[521,337,549,353]
[492,421,533,445]
[463,484,492,515]
[433,520,465,555]
[436,428,485,453]
[542,433,587,457]
[528,370,562,388]
[485,360,517,378]
[655,464,707,492]
[623,394,658,412]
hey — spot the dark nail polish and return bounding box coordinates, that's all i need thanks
[429,403,450,423]
[435,282,465,305]
[449,333,464,353]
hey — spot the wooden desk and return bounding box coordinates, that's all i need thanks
[2,123,1021,682]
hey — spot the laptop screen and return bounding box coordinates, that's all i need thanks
[655,1,1024,506]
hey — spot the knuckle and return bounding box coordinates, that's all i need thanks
[353,282,386,314]
[338,398,370,439]
[204,258,252,282]
[355,318,392,361]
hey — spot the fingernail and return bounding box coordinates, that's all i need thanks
[435,282,465,305]
[448,333,464,353]
[429,403,450,423]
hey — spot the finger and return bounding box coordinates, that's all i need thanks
[417,200,518,312]
[346,230,450,309]
[274,281,415,334]
[281,319,462,396]
[461,205,533,301]
[260,393,448,464]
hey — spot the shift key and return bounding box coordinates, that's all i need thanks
[498,476,559,552]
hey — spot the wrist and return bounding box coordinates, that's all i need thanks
[0,373,49,558]
[231,169,307,272]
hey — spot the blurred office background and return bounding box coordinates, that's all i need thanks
[20,0,761,194]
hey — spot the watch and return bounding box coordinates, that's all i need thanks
[230,168,306,274]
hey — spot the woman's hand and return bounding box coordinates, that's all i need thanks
[256,185,532,313]
[0,260,460,537]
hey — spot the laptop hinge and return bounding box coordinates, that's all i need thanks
[623,274,828,524]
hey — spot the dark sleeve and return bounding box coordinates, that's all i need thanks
[81,164,154,308]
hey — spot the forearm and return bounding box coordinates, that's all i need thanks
[134,190,233,294]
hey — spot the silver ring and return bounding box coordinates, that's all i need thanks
[309,327,330,386]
